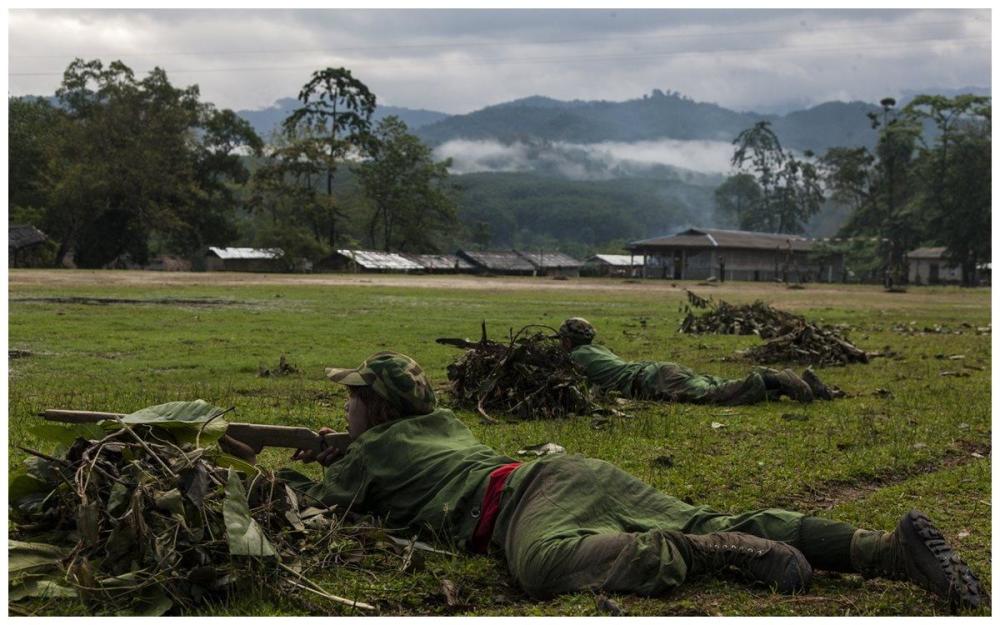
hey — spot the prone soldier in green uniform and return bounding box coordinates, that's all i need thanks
[277,352,985,611]
[556,317,837,405]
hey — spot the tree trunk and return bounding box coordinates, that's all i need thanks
[54,241,69,268]
[962,258,976,287]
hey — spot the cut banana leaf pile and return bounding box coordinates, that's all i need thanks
[9,400,415,616]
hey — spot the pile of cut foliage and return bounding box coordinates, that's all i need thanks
[437,323,604,421]
[9,400,419,616]
[680,291,870,367]
[679,290,804,338]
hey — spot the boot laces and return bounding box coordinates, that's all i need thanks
[704,540,767,570]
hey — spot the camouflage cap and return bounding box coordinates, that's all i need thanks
[326,352,436,416]
[557,317,596,344]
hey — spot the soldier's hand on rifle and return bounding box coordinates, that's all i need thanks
[291,427,342,466]
[219,434,262,464]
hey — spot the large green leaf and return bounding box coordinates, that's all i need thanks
[118,400,229,446]
[28,422,106,449]
[211,452,259,475]
[9,473,52,508]
[222,469,276,557]
[135,590,173,616]
[9,541,68,573]
[9,577,77,601]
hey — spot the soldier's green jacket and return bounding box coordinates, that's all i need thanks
[568,343,766,404]
[283,407,846,596]
[567,343,653,394]
[294,408,514,550]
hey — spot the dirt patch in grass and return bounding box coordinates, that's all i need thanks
[10,296,242,306]
[779,440,990,512]
[9,270,990,312]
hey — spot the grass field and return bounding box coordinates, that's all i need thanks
[7,270,992,616]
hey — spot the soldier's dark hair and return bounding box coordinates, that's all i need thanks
[564,334,592,348]
[349,385,402,424]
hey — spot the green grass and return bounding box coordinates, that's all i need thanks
[8,271,991,615]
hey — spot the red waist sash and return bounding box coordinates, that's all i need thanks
[470,462,521,553]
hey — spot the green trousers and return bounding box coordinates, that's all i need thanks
[492,454,854,598]
[634,364,768,405]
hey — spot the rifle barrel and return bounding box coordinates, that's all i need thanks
[39,409,350,453]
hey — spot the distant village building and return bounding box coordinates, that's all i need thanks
[628,227,844,283]
[202,247,284,272]
[316,249,424,273]
[399,253,475,273]
[456,250,583,276]
[518,251,583,277]
[906,247,963,285]
[9,224,51,267]
[582,254,644,277]
[457,250,537,275]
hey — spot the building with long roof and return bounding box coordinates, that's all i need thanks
[582,254,644,277]
[456,250,538,275]
[400,253,475,273]
[627,227,844,283]
[457,249,583,276]
[317,249,424,273]
[202,247,285,272]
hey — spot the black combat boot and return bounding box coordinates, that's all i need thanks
[851,510,988,611]
[684,532,812,594]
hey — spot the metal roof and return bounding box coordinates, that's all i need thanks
[458,250,537,272]
[629,228,815,253]
[400,253,475,270]
[516,251,583,269]
[9,224,48,250]
[207,247,282,260]
[335,249,424,271]
[586,254,644,267]
[907,247,949,260]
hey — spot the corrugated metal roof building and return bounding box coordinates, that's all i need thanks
[517,251,583,277]
[203,247,285,272]
[457,250,537,275]
[906,247,963,285]
[628,227,844,283]
[9,224,51,267]
[457,250,584,277]
[582,254,644,277]
[400,253,475,273]
[317,249,424,273]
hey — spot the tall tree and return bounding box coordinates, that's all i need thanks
[9,97,65,220]
[281,67,377,247]
[356,116,458,252]
[729,121,822,233]
[247,127,333,265]
[173,107,264,255]
[903,95,991,286]
[713,173,762,230]
[823,98,922,285]
[36,58,262,267]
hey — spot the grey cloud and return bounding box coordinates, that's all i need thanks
[8,9,990,114]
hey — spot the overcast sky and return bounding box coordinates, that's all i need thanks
[8,8,991,114]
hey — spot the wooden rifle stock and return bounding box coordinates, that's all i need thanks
[40,409,351,454]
